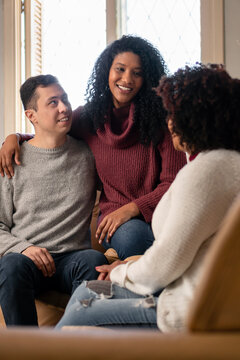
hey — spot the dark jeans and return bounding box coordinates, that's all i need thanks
[0,249,107,326]
[101,218,155,260]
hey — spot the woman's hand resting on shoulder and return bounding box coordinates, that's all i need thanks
[96,202,140,244]
[0,134,21,178]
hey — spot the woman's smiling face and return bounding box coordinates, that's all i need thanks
[108,52,143,108]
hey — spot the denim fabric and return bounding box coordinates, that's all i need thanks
[101,218,154,260]
[0,250,108,326]
[56,281,159,329]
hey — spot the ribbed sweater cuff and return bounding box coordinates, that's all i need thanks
[110,261,133,287]
[133,199,152,223]
[7,241,33,255]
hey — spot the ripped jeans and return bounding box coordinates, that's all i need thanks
[56,280,159,329]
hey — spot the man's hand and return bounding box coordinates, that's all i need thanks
[96,260,126,281]
[0,134,21,178]
[96,202,140,244]
[22,246,56,277]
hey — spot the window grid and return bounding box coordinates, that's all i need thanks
[119,0,201,73]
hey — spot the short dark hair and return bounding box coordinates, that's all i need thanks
[157,63,240,152]
[20,74,59,110]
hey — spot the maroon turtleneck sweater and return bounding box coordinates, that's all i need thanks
[70,104,187,223]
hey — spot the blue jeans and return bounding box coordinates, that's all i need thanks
[0,250,108,326]
[101,218,154,260]
[56,281,159,329]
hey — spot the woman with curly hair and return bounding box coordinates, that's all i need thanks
[0,35,186,260]
[56,64,240,331]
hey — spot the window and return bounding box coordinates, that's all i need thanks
[23,0,201,126]
[2,0,224,138]
[41,0,106,109]
[118,0,201,73]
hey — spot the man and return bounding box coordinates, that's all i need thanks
[0,74,107,326]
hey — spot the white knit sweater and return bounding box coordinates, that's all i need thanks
[110,149,240,332]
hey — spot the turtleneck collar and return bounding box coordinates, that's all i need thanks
[189,152,199,161]
[96,103,139,149]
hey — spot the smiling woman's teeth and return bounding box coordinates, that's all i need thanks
[118,85,131,91]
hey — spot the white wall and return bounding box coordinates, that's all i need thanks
[0,0,4,145]
[224,0,240,79]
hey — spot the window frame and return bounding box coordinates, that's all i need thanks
[201,0,224,64]
[3,0,22,137]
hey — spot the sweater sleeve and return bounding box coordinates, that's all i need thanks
[133,131,187,223]
[110,155,236,295]
[0,178,33,256]
[16,133,34,143]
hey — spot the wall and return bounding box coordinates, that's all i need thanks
[224,0,240,79]
[0,0,4,145]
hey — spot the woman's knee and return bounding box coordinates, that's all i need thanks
[68,281,92,303]
[109,220,154,259]
[56,281,106,328]
[68,281,112,307]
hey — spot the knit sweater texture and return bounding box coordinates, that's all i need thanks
[0,136,96,256]
[110,149,240,332]
[71,104,187,223]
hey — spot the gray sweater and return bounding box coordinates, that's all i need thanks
[0,136,97,256]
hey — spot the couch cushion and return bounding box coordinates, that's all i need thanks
[187,195,240,331]
[1,328,240,359]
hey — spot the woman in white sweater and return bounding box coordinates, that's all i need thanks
[56,64,240,332]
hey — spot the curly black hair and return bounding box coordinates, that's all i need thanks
[157,63,240,152]
[81,35,168,145]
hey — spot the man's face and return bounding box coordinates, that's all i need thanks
[28,84,72,135]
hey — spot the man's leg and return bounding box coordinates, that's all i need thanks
[101,219,155,260]
[56,281,158,329]
[0,253,46,326]
[52,249,108,294]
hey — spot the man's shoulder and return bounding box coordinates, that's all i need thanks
[67,135,93,156]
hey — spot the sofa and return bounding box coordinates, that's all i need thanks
[0,194,240,359]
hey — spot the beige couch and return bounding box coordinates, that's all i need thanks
[1,328,240,360]
[0,194,240,359]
